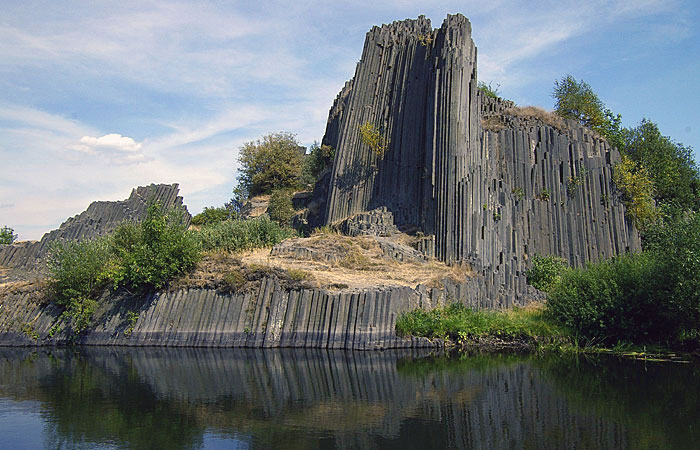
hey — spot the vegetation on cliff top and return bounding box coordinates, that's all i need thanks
[552,75,700,231]
[47,202,296,335]
[0,226,17,245]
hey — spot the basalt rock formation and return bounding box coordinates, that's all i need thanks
[0,184,187,271]
[313,14,640,306]
[1,15,641,348]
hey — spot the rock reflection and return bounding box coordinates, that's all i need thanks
[0,348,698,449]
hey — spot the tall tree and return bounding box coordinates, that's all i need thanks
[236,132,305,196]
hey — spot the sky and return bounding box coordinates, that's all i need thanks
[1,0,699,241]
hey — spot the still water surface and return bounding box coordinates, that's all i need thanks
[0,347,698,449]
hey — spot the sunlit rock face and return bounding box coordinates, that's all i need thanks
[316,14,640,305]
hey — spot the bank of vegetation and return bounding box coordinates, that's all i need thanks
[401,76,700,355]
[46,203,297,336]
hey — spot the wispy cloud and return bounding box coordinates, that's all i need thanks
[0,0,696,240]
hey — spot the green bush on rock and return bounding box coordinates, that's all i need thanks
[197,216,297,253]
[526,255,568,293]
[111,203,201,290]
[545,213,700,348]
[0,226,18,244]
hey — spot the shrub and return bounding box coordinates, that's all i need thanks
[301,143,335,187]
[613,154,657,230]
[477,81,500,99]
[395,303,562,341]
[552,75,606,130]
[267,189,295,226]
[237,132,305,196]
[644,211,700,341]
[221,270,247,293]
[417,33,433,47]
[191,206,235,226]
[359,121,389,157]
[111,203,201,290]
[47,236,113,333]
[197,216,297,253]
[512,187,525,201]
[545,253,668,345]
[621,119,700,212]
[0,226,17,244]
[287,269,309,281]
[527,255,568,293]
[47,237,113,307]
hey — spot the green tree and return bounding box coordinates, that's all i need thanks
[267,189,295,226]
[621,119,700,211]
[477,81,500,99]
[0,226,17,244]
[300,142,335,187]
[237,132,305,196]
[552,75,606,129]
[191,206,236,226]
[111,203,201,290]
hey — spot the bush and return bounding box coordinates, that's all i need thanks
[221,270,247,293]
[395,303,562,341]
[267,189,295,226]
[477,81,500,99]
[621,119,700,213]
[552,75,623,147]
[0,226,17,244]
[47,236,114,333]
[546,253,668,345]
[613,154,657,230]
[237,132,305,196]
[197,216,297,253]
[526,255,568,293]
[359,121,389,157]
[644,211,700,341]
[552,75,605,130]
[300,142,335,187]
[47,237,113,307]
[111,203,201,290]
[191,206,235,226]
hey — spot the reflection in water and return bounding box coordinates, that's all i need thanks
[0,348,698,449]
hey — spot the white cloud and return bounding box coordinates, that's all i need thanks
[0,0,696,241]
[72,134,142,153]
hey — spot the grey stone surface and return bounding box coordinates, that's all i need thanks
[0,278,475,349]
[311,14,641,307]
[0,184,188,271]
[339,207,399,237]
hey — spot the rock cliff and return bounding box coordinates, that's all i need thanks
[0,14,641,348]
[313,13,640,305]
[0,184,187,271]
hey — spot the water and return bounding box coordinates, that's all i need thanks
[0,348,698,449]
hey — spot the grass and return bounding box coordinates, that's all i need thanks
[396,302,567,347]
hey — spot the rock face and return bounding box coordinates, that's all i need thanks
[0,280,477,349]
[0,14,641,349]
[0,184,187,271]
[314,14,640,306]
[320,15,479,264]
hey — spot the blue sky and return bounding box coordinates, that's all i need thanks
[1,0,698,240]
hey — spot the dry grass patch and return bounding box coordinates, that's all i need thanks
[482,116,506,132]
[505,106,568,131]
[242,234,475,291]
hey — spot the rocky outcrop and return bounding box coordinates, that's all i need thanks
[312,14,640,306]
[318,15,480,265]
[0,278,507,348]
[0,184,188,271]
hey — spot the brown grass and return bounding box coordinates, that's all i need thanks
[482,116,506,132]
[241,234,474,291]
[504,106,568,131]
